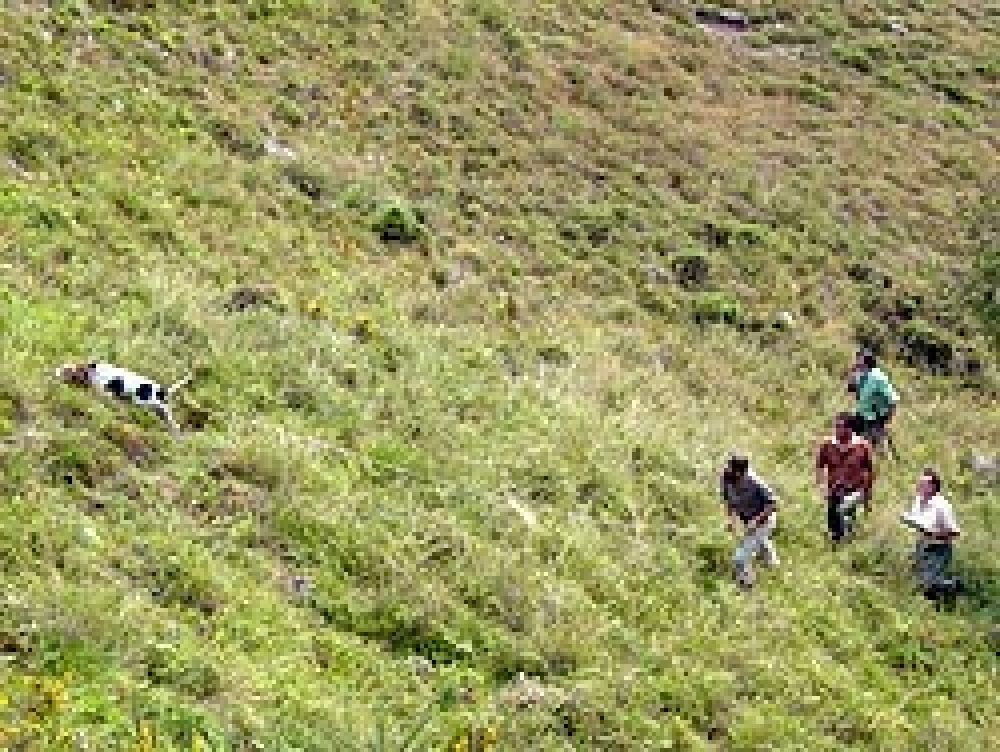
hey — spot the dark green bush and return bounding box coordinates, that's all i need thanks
[371,201,428,244]
[671,252,710,289]
[896,320,955,374]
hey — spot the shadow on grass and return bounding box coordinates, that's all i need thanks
[952,550,1000,624]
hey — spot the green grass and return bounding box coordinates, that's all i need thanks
[0,1,998,749]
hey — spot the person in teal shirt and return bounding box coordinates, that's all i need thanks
[847,349,899,451]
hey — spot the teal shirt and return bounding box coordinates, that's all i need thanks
[855,368,899,421]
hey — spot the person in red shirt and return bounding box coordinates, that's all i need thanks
[815,412,875,546]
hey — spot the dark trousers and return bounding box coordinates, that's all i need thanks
[827,488,864,543]
[915,541,953,588]
[851,414,887,448]
[915,542,961,608]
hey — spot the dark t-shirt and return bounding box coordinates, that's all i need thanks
[720,471,776,523]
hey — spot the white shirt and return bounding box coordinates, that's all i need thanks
[904,493,960,538]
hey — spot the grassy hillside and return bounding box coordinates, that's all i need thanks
[1,1,998,749]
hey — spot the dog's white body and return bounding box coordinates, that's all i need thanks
[58,361,192,435]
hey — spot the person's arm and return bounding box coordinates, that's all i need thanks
[753,499,776,527]
[860,445,874,497]
[815,444,828,495]
[883,403,896,425]
[720,476,737,529]
[846,366,860,394]
[725,510,740,531]
[881,377,899,423]
[749,482,777,528]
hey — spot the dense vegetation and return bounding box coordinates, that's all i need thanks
[0,1,997,749]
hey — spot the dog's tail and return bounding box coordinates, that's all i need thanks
[167,371,195,398]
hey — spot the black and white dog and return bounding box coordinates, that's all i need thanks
[57,361,192,435]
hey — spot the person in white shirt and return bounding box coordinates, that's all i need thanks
[901,468,961,602]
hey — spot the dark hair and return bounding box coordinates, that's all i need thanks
[859,349,876,368]
[835,411,854,427]
[727,454,749,475]
[922,467,942,494]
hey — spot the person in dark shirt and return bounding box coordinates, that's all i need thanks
[720,453,779,590]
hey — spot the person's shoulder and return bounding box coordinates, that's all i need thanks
[933,493,954,509]
[873,368,896,387]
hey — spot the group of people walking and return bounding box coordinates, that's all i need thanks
[719,349,962,605]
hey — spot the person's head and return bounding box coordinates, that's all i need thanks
[917,467,941,499]
[855,348,876,372]
[834,411,854,441]
[725,453,750,482]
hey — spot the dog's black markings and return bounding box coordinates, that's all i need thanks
[135,382,154,401]
[106,377,127,399]
[156,387,167,402]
